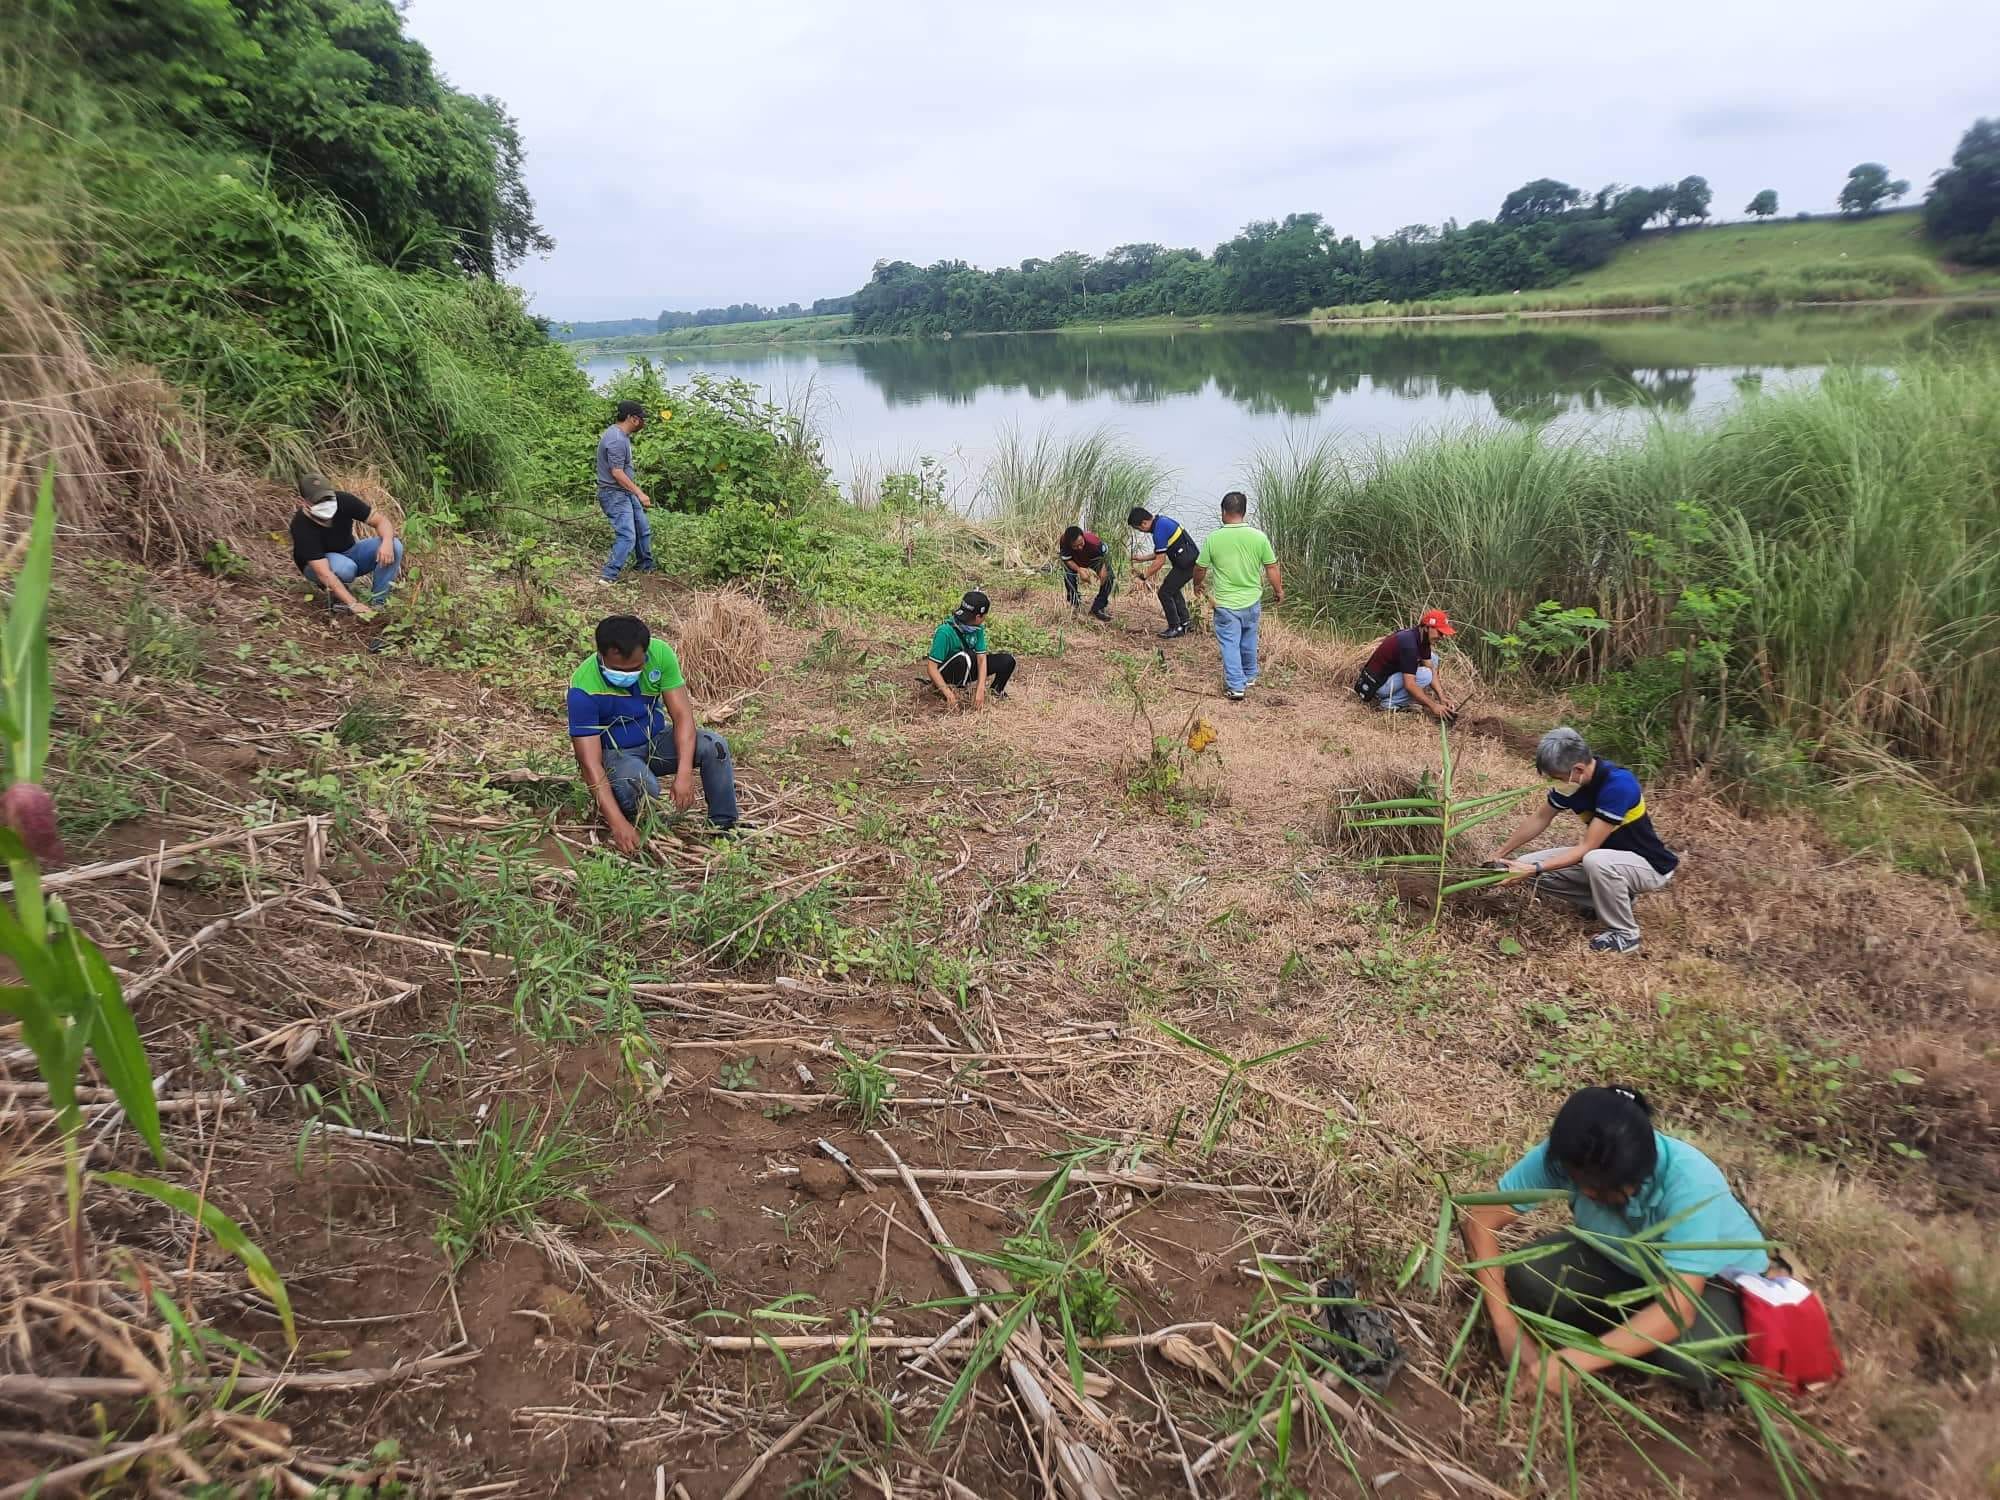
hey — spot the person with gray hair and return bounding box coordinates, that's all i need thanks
[1487,727,1680,954]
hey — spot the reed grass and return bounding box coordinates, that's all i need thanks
[982,423,1172,541]
[1249,355,2000,795]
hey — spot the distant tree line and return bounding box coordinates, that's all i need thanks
[846,118,2000,334]
[849,175,1721,334]
[551,295,857,342]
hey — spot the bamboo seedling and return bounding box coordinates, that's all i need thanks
[1343,720,1532,931]
[1145,1018,1326,1157]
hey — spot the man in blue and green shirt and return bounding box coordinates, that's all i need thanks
[567,615,741,854]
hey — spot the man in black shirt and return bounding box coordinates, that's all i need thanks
[291,474,404,619]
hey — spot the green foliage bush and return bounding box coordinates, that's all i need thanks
[602,364,832,516]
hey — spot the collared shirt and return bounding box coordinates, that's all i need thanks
[565,640,686,752]
[1195,522,1277,610]
[1498,1131,1769,1276]
[1549,758,1679,875]
[596,424,635,503]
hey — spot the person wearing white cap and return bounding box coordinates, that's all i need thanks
[291,474,403,619]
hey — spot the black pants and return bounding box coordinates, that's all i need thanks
[1064,564,1112,616]
[1157,562,1196,629]
[1504,1233,1746,1390]
[937,651,1016,695]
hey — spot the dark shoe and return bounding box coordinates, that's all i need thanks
[991,686,1008,700]
[1589,930,1641,954]
[1089,607,1112,622]
[1158,625,1187,639]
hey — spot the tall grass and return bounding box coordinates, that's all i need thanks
[1312,257,1950,322]
[1250,355,2000,795]
[983,424,1172,540]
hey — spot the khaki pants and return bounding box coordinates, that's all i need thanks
[1520,846,1673,940]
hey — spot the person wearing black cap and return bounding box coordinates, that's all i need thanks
[291,474,403,619]
[924,591,1016,710]
[1057,526,1114,622]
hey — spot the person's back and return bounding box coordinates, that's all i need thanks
[1198,519,1276,610]
[596,422,632,503]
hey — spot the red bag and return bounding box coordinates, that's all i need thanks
[1734,1273,1844,1391]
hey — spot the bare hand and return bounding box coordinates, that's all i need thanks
[376,541,395,568]
[609,817,642,856]
[349,601,377,622]
[670,769,699,811]
[1502,859,1536,877]
[972,685,987,710]
[637,491,653,509]
[941,687,960,711]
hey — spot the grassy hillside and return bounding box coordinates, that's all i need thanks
[1558,211,1938,291]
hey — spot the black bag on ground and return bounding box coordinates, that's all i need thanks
[1307,1277,1407,1393]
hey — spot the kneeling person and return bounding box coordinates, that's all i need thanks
[568,614,741,854]
[1058,526,1114,621]
[925,590,1015,710]
[1355,610,1455,719]
[292,474,403,618]
[1490,726,1679,954]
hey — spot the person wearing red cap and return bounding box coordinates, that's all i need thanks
[1353,610,1457,719]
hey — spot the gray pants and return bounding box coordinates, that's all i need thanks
[1519,846,1672,940]
[1505,1232,1744,1391]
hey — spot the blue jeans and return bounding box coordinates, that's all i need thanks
[604,731,739,826]
[599,493,654,580]
[1377,662,1436,710]
[323,536,403,605]
[1212,602,1261,693]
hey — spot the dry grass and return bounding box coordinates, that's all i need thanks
[672,587,774,699]
[1318,764,1433,856]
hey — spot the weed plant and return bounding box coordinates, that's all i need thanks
[831,1043,895,1126]
[433,1104,594,1269]
[984,424,1171,540]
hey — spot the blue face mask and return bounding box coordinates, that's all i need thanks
[600,660,642,689]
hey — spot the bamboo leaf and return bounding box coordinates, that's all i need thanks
[1342,796,1443,811]
[1422,1190,1453,1294]
[1241,1034,1327,1069]
[1439,872,1512,896]
[98,1172,295,1345]
[1345,814,1446,829]
[65,925,164,1163]
[1143,1015,1235,1064]
[1,469,56,782]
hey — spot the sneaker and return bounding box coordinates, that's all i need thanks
[1589,930,1641,954]
[1090,608,1112,622]
[991,686,1008,700]
[1244,677,1259,689]
[593,577,617,590]
[1226,689,1246,702]
[1158,625,1187,639]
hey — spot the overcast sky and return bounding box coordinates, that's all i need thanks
[405,0,1996,321]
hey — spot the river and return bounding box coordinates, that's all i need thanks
[578,302,1999,514]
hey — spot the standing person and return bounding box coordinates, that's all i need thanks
[291,474,403,619]
[924,590,1016,710]
[567,614,742,854]
[1191,491,1281,701]
[596,399,654,587]
[1459,1086,1766,1400]
[1489,726,1680,954]
[1127,506,1201,638]
[1058,526,1114,622]
[1354,611,1457,719]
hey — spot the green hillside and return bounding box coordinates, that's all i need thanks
[1558,211,1937,291]
[570,314,854,355]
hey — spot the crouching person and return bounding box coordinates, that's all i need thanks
[925,590,1015,710]
[1461,1086,1765,1402]
[292,474,403,618]
[1490,726,1679,955]
[567,614,741,854]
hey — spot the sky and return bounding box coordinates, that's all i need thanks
[404,0,1998,322]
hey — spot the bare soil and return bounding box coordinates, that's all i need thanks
[3,542,1994,1498]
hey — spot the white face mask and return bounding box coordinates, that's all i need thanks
[308,499,339,523]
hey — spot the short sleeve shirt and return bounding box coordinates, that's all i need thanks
[1497,1131,1769,1277]
[1548,759,1679,875]
[1148,515,1188,553]
[1365,626,1431,678]
[1061,531,1107,568]
[929,619,986,662]
[596,425,634,502]
[289,493,371,573]
[566,640,686,752]
[1195,523,1278,610]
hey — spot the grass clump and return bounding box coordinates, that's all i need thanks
[433,1104,593,1269]
[831,1043,895,1126]
[984,423,1171,540]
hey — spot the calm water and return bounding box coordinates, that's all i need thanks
[580,303,1998,517]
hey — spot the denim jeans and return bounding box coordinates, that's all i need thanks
[603,731,738,826]
[1211,602,1261,693]
[600,493,654,580]
[1376,662,1436,710]
[323,536,404,605]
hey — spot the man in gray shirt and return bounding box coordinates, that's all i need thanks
[596,399,654,585]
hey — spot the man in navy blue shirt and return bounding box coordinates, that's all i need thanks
[1128,507,1201,638]
[1490,726,1680,954]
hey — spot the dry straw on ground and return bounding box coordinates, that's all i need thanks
[673,587,773,698]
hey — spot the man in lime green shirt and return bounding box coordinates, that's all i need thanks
[1192,491,1282,700]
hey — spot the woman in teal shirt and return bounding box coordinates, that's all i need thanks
[1461,1087,1769,1398]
